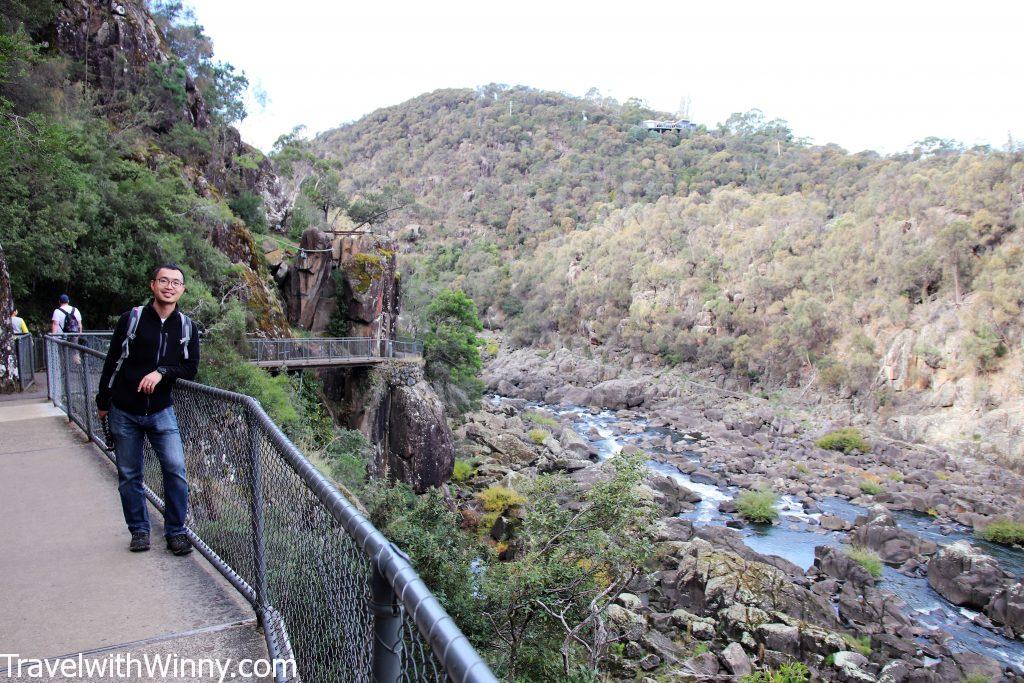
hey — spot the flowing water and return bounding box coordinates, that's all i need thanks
[496,397,1024,672]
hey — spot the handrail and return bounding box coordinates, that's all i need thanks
[13,333,35,390]
[44,335,495,683]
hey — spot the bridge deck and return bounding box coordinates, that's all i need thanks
[0,398,269,680]
[253,355,421,369]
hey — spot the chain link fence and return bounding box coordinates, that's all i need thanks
[14,333,35,390]
[249,337,423,367]
[45,335,496,683]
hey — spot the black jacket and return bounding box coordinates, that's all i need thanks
[96,302,200,415]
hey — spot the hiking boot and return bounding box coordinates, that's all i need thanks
[129,532,150,552]
[166,534,192,556]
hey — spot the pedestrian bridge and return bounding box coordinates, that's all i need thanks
[48,332,424,370]
[0,335,493,683]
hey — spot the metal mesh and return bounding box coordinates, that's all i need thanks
[249,337,423,367]
[14,333,35,390]
[43,336,492,683]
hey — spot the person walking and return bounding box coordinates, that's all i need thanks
[50,294,82,335]
[10,308,28,334]
[96,264,199,554]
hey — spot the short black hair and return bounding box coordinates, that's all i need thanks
[150,263,185,282]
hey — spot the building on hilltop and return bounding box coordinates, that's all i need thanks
[641,119,697,133]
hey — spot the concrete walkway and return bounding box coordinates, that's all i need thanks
[0,398,271,681]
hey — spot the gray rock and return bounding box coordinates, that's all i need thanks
[986,580,1024,636]
[718,642,752,676]
[849,506,937,564]
[820,514,851,531]
[812,545,876,588]
[926,540,1006,609]
[756,623,800,656]
[681,652,720,676]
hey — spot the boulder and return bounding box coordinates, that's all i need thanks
[590,378,647,410]
[756,623,800,656]
[483,433,537,467]
[812,545,876,588]
[848,506,937,564]
[926,541,1007,609]
[986,580,1024,636]
[718,642,752,676]
[680,652,720,676]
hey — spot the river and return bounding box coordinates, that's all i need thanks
[496,397,1024,672]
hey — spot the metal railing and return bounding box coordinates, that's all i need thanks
[248,337,424,366]
[14,333,35,390]
[45,336,495,683]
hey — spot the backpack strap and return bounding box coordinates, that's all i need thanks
[108,306,145,389]
[179,312,192,360]
[58,307,73,331]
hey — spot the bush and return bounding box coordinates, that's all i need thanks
[816,428,871,453]
[841,633,871,656]
[452,459,477,483]
[859,480,884,496]
[845,546,883,579]
[525,411,558,428]
[978,519,1024,546]
[528,428,549,445]
[736,489,779,523]
[740,662,810,683]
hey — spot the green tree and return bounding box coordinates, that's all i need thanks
[480,452,656,678]
[423,289,484,410]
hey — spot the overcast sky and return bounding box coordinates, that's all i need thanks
[190,0,1024,155]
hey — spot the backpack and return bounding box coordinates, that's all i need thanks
[107,306,194,389]
[61,307,81,334]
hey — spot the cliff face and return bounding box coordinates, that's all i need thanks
[322,363,454,493]
[285,229,399,340]
[50,0,287,229]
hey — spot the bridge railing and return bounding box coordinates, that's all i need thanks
[45,335,495,683]
[248,337,423,364]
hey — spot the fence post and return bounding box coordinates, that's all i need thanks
[79,354,93,442]
[370,562,402,683]
[247,409,271,626]
[61,344,72,420]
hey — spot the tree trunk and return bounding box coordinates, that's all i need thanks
[0,243,19,393]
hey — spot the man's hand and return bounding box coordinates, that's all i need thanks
[138,370,163,394]
[98,409,108,419]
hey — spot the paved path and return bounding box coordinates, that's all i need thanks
[0,398,270,681]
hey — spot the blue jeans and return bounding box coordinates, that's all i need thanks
[108,406,189,537]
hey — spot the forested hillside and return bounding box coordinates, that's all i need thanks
[308,85,1024,456]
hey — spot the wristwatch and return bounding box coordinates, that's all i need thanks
[157,367,168,376]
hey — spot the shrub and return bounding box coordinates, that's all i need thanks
[736,489,779,524]
[478,486,526,513]
[859,480,884,496]
[525,411,558,428]
[740,662,810,683]
[452,458,477,483]
[528,428,549,445]
[816,428,870,453]
[978,519,1024,546]
[841,633,872,656]
[845,546,883,579]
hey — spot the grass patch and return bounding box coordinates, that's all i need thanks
[936,471,950,480]
[740,662,810,683]
[477,485,527,533]
[451,458,477,483]
[859,480,884,496]
[736,489,779,524]
[978,519,1024,546]
[964,674,992,683]
[524,411,558,428]
[816,427,871,453]
[527,428,549,445]
[841,633,872,656]
[887,471,904,482]
[845,546,883,580]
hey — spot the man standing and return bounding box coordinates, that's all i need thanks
[50,294,82,335]
[96,265,199,555]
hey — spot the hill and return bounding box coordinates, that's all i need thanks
[306,85,1024,458]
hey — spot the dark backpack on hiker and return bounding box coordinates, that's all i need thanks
[60,307,81,334]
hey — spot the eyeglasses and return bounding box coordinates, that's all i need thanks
[154,277,185,288]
